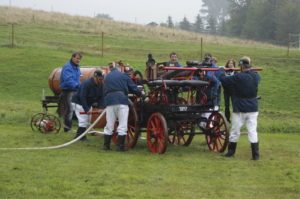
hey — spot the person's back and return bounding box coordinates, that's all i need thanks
[219,57,261,160]
[228,70,260,112]
[104,68,140,106]
[103,64,141,152]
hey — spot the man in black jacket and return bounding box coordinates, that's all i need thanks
[72,70,104,141]
[219,57,261,160]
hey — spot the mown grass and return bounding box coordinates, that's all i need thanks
[0,126,300,199]
[0,6,299,199]
[0,125,299,199]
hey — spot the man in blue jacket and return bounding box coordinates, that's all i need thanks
[60,52,81,132]
[219,57,261,160]
[166,52,183,67]
[72,70,105,141]
[103,63,142,151]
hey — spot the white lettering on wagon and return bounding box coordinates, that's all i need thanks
[179,107,188,111]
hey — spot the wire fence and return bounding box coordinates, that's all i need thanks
[1,23,300,62]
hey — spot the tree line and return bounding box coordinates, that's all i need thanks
[159,0,300,46]
[95,0,300,45]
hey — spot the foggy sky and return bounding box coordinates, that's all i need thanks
[0,0,203,24]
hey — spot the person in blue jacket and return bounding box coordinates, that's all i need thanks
[196,53,220,109]
[60,52,82,132]
[219,57,261,160]
[71,70,104,141]
[166,52,183,67]
[103,63,142,151]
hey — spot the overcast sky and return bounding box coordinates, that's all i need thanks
[0,0,203,24]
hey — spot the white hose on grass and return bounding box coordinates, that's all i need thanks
[0,109,106,150]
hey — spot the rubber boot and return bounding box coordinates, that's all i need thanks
[116,135,127,152]
[224,142,237,157]
[251,142,260,160]
[75,127,87,141]
[103,135,112,151]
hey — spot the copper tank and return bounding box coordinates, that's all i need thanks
[48,66,110,95]
[48,67,110,128]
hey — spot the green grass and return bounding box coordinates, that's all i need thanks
[0,6,299,199]
[0,126,299,199]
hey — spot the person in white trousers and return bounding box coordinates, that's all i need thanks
[72,70,104,141]
[103,63,142,151]
[219,57,261,160]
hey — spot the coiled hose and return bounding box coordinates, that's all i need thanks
[0,109,106,150]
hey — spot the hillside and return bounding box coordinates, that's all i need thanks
[0,6,299,132]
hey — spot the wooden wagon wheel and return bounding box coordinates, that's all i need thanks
[205,112,229,152]
[112,105,139,149]
[168,97,194,146]
[168,122,195,146]
[147,113,168,154]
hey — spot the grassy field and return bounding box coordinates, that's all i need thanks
[0,126,299,199]
[0,6,300,199]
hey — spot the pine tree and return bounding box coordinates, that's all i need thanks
[167,16,174,28]
[179,17,191,31]
[193,14,204,33]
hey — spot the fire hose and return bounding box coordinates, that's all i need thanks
[0,109,106,151]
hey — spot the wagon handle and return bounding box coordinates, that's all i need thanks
[80,111,103,115]
[163,67,263,72]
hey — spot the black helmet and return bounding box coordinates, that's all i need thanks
[94,70,103,77]
[239,58,251,68]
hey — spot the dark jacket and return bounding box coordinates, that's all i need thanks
[219,68,261,112]
[72,78,104,112]
[60,61,81,91]
[222,70,237,95]
[104,68,141,106]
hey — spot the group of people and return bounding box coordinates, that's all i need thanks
[59,51,261,160]
[60,52,141,152]
[165,52,261,160]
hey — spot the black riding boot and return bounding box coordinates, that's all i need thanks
[75,127,87,141]
[251,142,260,160]
[103,135,112,151]
[116,135,127,152]
[224,142,237,157]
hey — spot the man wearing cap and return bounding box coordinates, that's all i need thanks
[219,57,261,160]
[60,52,82,132]
[71,70,105,141]
[103,63,142,152]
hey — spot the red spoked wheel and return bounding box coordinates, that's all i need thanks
[168,123,195,146]
[112,105,139,149]
[147,113,168,154]
[205,112,229,152]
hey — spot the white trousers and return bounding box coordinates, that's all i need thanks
[72,103,92,128]
[104,104,129,136]
[230,112,259,143]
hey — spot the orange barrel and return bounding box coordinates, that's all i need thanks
[48,66,110,95]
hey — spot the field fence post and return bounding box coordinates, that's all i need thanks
[11,23,15,48]
[287,33,290,57]
[298,33,300,51]
[200,37,203,59]
[101,32,104,57]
